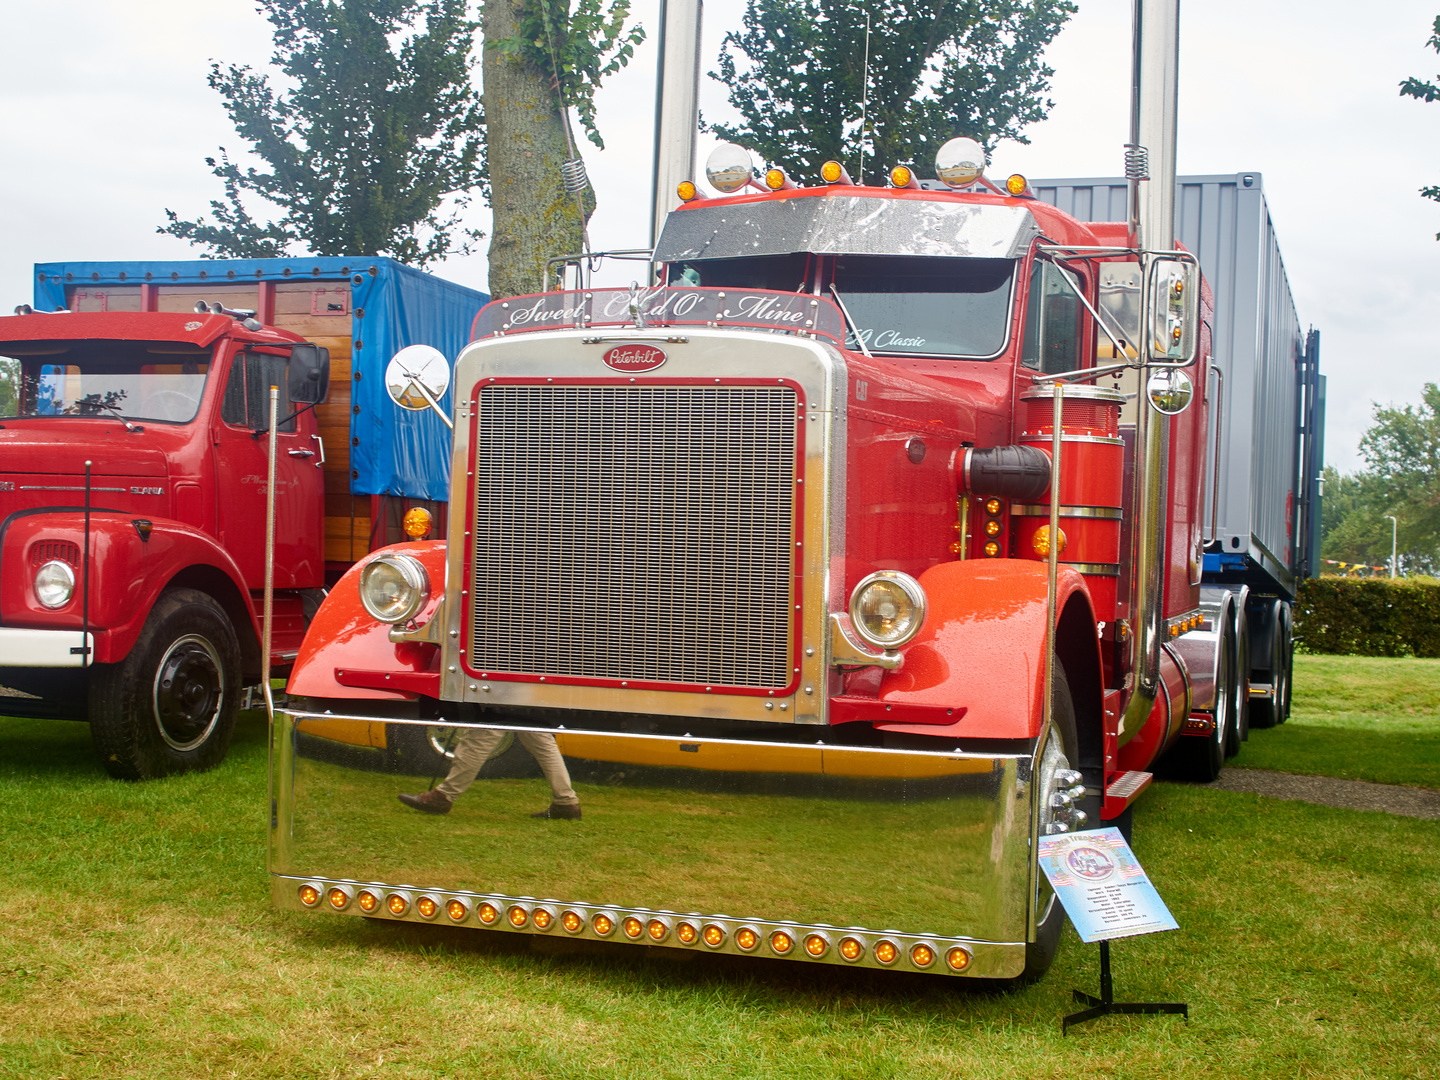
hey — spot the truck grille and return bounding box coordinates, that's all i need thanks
[469,384,800,689]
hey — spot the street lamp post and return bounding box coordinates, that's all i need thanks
[1385,515,1398,578]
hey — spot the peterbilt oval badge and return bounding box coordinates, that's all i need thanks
[603,344,667,373]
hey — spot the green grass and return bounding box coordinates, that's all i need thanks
[1233,655,1440,789]
[3,701,1439,1079]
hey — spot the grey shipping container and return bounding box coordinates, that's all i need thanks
[1032,173,1324,598]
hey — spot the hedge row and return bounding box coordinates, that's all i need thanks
[1295,577,1440,657]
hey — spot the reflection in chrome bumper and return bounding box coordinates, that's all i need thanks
[0,627,93,667]
[271,708,1040,980]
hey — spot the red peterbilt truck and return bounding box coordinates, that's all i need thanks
[269,135,1319,980]
[0,257,485,779]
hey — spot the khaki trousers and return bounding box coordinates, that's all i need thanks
[437,729,579,805]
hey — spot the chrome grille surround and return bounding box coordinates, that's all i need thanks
[467,382,800,690]
[439,328,847,724]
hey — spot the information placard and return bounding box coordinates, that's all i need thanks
[1037,827,1178,943]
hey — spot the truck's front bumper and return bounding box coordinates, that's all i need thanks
[0,627,93,667]
[270,706,1045,980]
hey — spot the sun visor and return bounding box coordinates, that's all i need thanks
[654,195,1040,263]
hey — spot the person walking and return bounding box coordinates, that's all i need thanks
[398,729,581,819]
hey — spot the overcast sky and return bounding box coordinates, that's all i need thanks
[2,0,1437,471]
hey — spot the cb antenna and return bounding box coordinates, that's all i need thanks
[856,10,871,186]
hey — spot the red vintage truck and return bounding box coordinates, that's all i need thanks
[268,3,1321,982]
[0,257,485,778]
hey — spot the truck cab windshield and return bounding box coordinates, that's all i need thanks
[0,340,212,424]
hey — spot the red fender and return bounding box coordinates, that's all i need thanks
[862,559,1101,742]
[0,511,258,664]
[287,540,446,701]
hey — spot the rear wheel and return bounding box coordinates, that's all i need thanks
[89,588,241,780]
[1249,600,1291,729]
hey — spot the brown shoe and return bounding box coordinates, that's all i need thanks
[398,789,453,815]
[531,801,581,820]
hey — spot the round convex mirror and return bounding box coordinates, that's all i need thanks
[706,143,755,193]
[385,345,451,411]
[1146,367,1194,415]
[935,137,986,189]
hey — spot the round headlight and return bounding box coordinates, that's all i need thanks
[34,560,76,609]
[849,571,927,650]
[358,553,429,623]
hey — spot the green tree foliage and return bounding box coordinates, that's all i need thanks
[711,0,1075,183]
[1399,14,1440,238]
[1322,385,1440,575]
[159,0,485,268]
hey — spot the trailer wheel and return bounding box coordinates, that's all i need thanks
[1276,606,1294,724]
[1020,659,1079,983]
[1249,600,1291,729]
[88,588,242,780]
[385,725,541,780]
[1222,618,1243,758]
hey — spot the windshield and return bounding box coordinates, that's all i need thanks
[0,340,212,424]
[831,255,1014,358]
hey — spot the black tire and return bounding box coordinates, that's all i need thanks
[385,724,541,780]
[1249,600,1289,730]
[1276,607,1294,724]
[1021,658,1079,983]
[1233,607,1252,744]
[1221,617,1242,759]
[89,588,241,780]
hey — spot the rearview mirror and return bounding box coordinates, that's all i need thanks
[288,343,331,405]
[1147,258,1198,365]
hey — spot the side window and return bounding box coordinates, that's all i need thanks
[220,352,296,432]
[1020,261,1084,375]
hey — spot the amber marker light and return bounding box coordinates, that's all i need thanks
[984,519,1003,538]
[676,921,699,945]
[984,497,1003,516]
[735,927,760,952]
[702,924,727,948]
[532,908,554,931]
[402,506,433,539]
[387,894,410,917]
[508,905,529,928]
[1032,524,1067,557]
[447,899,469,922]
[477,902,500,924]
[416,896,439,919]
[769,930,795,955]
[874,939,899,965]
[327,887,351,911]
[592,913,615,936]
[820,160,851,184]
[910,943,937,968]
[984,541,1000,558]
[890,165,919,189]
[623,916,645,939]
[946,946,973,972]
[803,934,829,958]
[298,883,322,907]
[948,541,963,555]
[1005,173,1028,195]
[839,937,865,962]
[677,180,699,202]
[765,168,788,190]
[647,918,670,942]
[562,910,584,934]
[357,890,380,913]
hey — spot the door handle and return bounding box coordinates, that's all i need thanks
[287,448,315,458]
[311,435,325,468]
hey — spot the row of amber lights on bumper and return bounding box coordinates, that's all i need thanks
[300,883,972,973]
[679,167,1029,200]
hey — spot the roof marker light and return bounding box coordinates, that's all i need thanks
[820,160,853,185]
[765,168,795,191]
[890,165,920,190]
[1005,173,1029,196]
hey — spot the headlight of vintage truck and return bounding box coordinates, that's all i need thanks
[34,560,76,609]
[849,571,927,649]
[358,553,429,623]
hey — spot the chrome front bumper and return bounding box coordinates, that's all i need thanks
[270,707,1044,979]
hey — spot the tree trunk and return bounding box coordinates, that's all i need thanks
[483,0,592,299]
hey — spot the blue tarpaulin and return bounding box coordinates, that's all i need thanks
[33,257,487,501]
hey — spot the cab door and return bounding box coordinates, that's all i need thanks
[211,345,325,589]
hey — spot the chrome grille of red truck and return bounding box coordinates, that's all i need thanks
[467,383,799,689]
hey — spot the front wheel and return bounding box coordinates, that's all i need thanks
[89,588,242,780]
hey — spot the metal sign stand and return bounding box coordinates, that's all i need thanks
[1063,939,1188,1033]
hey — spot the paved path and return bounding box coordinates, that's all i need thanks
[1207,768,1440,820]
